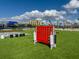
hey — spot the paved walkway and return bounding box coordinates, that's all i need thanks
[55,28,79,31]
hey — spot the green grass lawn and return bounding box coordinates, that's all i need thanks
[0,29,79,59]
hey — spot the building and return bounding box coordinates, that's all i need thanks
[28,20,43,26]
[7,21,18,28]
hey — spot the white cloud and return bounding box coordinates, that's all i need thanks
[36,18,42,20]
[66,19,73,23]
[43,10,59,17]
[11,15,30,20]
[11,16,21,20]
[63,0,79,9]
[70,9,78,14]
[74,19,79,23]
[24,10,43,18]
[11,10,43,21]
[59,11,67,14]
[43,10,66,17]
[43,10,66,20]
[11,10,66,21]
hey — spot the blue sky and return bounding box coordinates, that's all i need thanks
[0,0,70,18]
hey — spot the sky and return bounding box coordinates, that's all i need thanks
[0,0,79,22]
[0,0,69,18]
